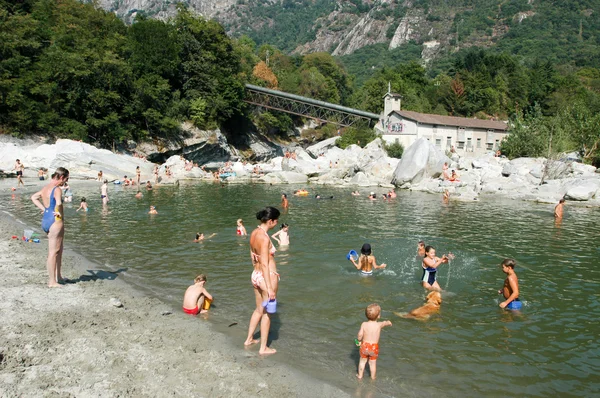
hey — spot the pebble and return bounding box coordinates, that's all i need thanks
[109,298,123,308]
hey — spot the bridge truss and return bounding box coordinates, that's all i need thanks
[244,84,380,127]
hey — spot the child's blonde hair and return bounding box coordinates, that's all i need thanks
[237,218,243,224]
[365,303,381,321]
[194,274,207,283]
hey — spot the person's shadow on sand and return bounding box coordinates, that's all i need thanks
[249,304,283,346]
[66,268,127,283]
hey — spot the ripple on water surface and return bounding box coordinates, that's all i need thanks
[7,183,600,397]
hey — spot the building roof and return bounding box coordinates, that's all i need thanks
[392,110,508,131]
[383,92,403,99]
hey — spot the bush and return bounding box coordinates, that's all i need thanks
[384,141,404,158]
[336,126,377,149]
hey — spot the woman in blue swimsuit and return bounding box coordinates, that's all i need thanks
[31,167,70,287]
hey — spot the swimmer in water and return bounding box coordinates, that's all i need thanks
[236,219,247,236]
[498,258,521,310]
[443,189,450,203]
[194,232,216,242]
[101,180,109,205]
[281,193,289,208]
[350,243,387,275]
[76,197,88,212]
[417,241,426,257]
[136,166,141,186]
[421,245,449,291]
[368,192,377,200]
[146,181,153,191]
[554,198,565,220]
[148,205,158,214]
[271,223,290,246]
[135,190,143,199]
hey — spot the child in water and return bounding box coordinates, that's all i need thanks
[236,219,247,235]
[356,303,392,380]
[272,223,290,246]
[182,274,213,315]
[148,205,158,214]
[350,243,387,275]
[498,258,521,310]
[76,197,88,212]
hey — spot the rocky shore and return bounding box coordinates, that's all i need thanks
[2,134,599,206]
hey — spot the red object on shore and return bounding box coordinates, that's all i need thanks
[11,235,18,239]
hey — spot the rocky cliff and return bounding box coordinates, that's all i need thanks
[88,0,596,67]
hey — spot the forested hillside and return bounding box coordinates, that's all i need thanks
[1,0,599,164]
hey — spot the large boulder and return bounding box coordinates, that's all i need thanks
[259,171,308,184]
[391,138,450,186]
[137,124,236,165]
[564,179,600,201]
[306,136,340,158]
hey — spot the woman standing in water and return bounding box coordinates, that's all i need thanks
[244,206,280,355]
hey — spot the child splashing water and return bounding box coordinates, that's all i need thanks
[350,243,387,276]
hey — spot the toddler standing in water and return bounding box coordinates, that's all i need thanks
[272,223,290,246]
[356,303,392,380]
[350,243,386,275]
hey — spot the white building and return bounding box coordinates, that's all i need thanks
[376,92,508,156]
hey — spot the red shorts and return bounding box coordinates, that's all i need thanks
[360,342,379,360]
[183,306,199,315]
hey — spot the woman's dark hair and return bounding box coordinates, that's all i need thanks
[195,233,201,240]
[361,243,372,255]
[256,206,280,222]
[51,167,69,180]
[281,223,289,229]
[81,197,86,202]
[425,245,435,254]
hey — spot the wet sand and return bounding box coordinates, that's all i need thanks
[0,181,349,397]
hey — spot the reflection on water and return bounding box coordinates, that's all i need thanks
[5,182,600,397]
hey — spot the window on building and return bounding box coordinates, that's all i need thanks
[395,138,399,144]
[486,143,493,150]
[446,137,452,148]
[495,139,500,149]
[477,138,482,148]
[435,138,441,148]
[467,138,472,149]
[457,141,465,149]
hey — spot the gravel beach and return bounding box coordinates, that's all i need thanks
[0,180,350,397]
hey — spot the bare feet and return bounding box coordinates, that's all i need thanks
[258,347,277,355]
[244,339,259,346]
[200,309,208,314]
[356,374,363,379]
[48,283,63,288]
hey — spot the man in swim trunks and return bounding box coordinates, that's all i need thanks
[499,258,521,310]
[101,180,109,205]
[182,274,213,315]
[14,159,25,187]
[356,303,392,379]
[31,167,69,287]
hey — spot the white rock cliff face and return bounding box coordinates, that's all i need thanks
[94,0,236,22]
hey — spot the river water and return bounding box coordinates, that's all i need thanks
[6,182,600,397]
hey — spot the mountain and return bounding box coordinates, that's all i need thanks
[91,0,600,70]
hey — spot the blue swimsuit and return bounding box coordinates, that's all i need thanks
[421,266,437,285]
[41,187,58,233]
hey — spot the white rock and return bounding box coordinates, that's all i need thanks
[391,138,450,185]
[306,136,340,158]
[564,180,600,201]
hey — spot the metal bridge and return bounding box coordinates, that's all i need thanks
[244,84,380,127]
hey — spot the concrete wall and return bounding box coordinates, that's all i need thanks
[381,113,507,156]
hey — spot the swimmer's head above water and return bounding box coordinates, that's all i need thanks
[256,206,280,223]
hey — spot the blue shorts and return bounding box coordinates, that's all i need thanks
[505,298,522,310]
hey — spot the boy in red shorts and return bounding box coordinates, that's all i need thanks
[356,303,392,379]
[182,274,213,315]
